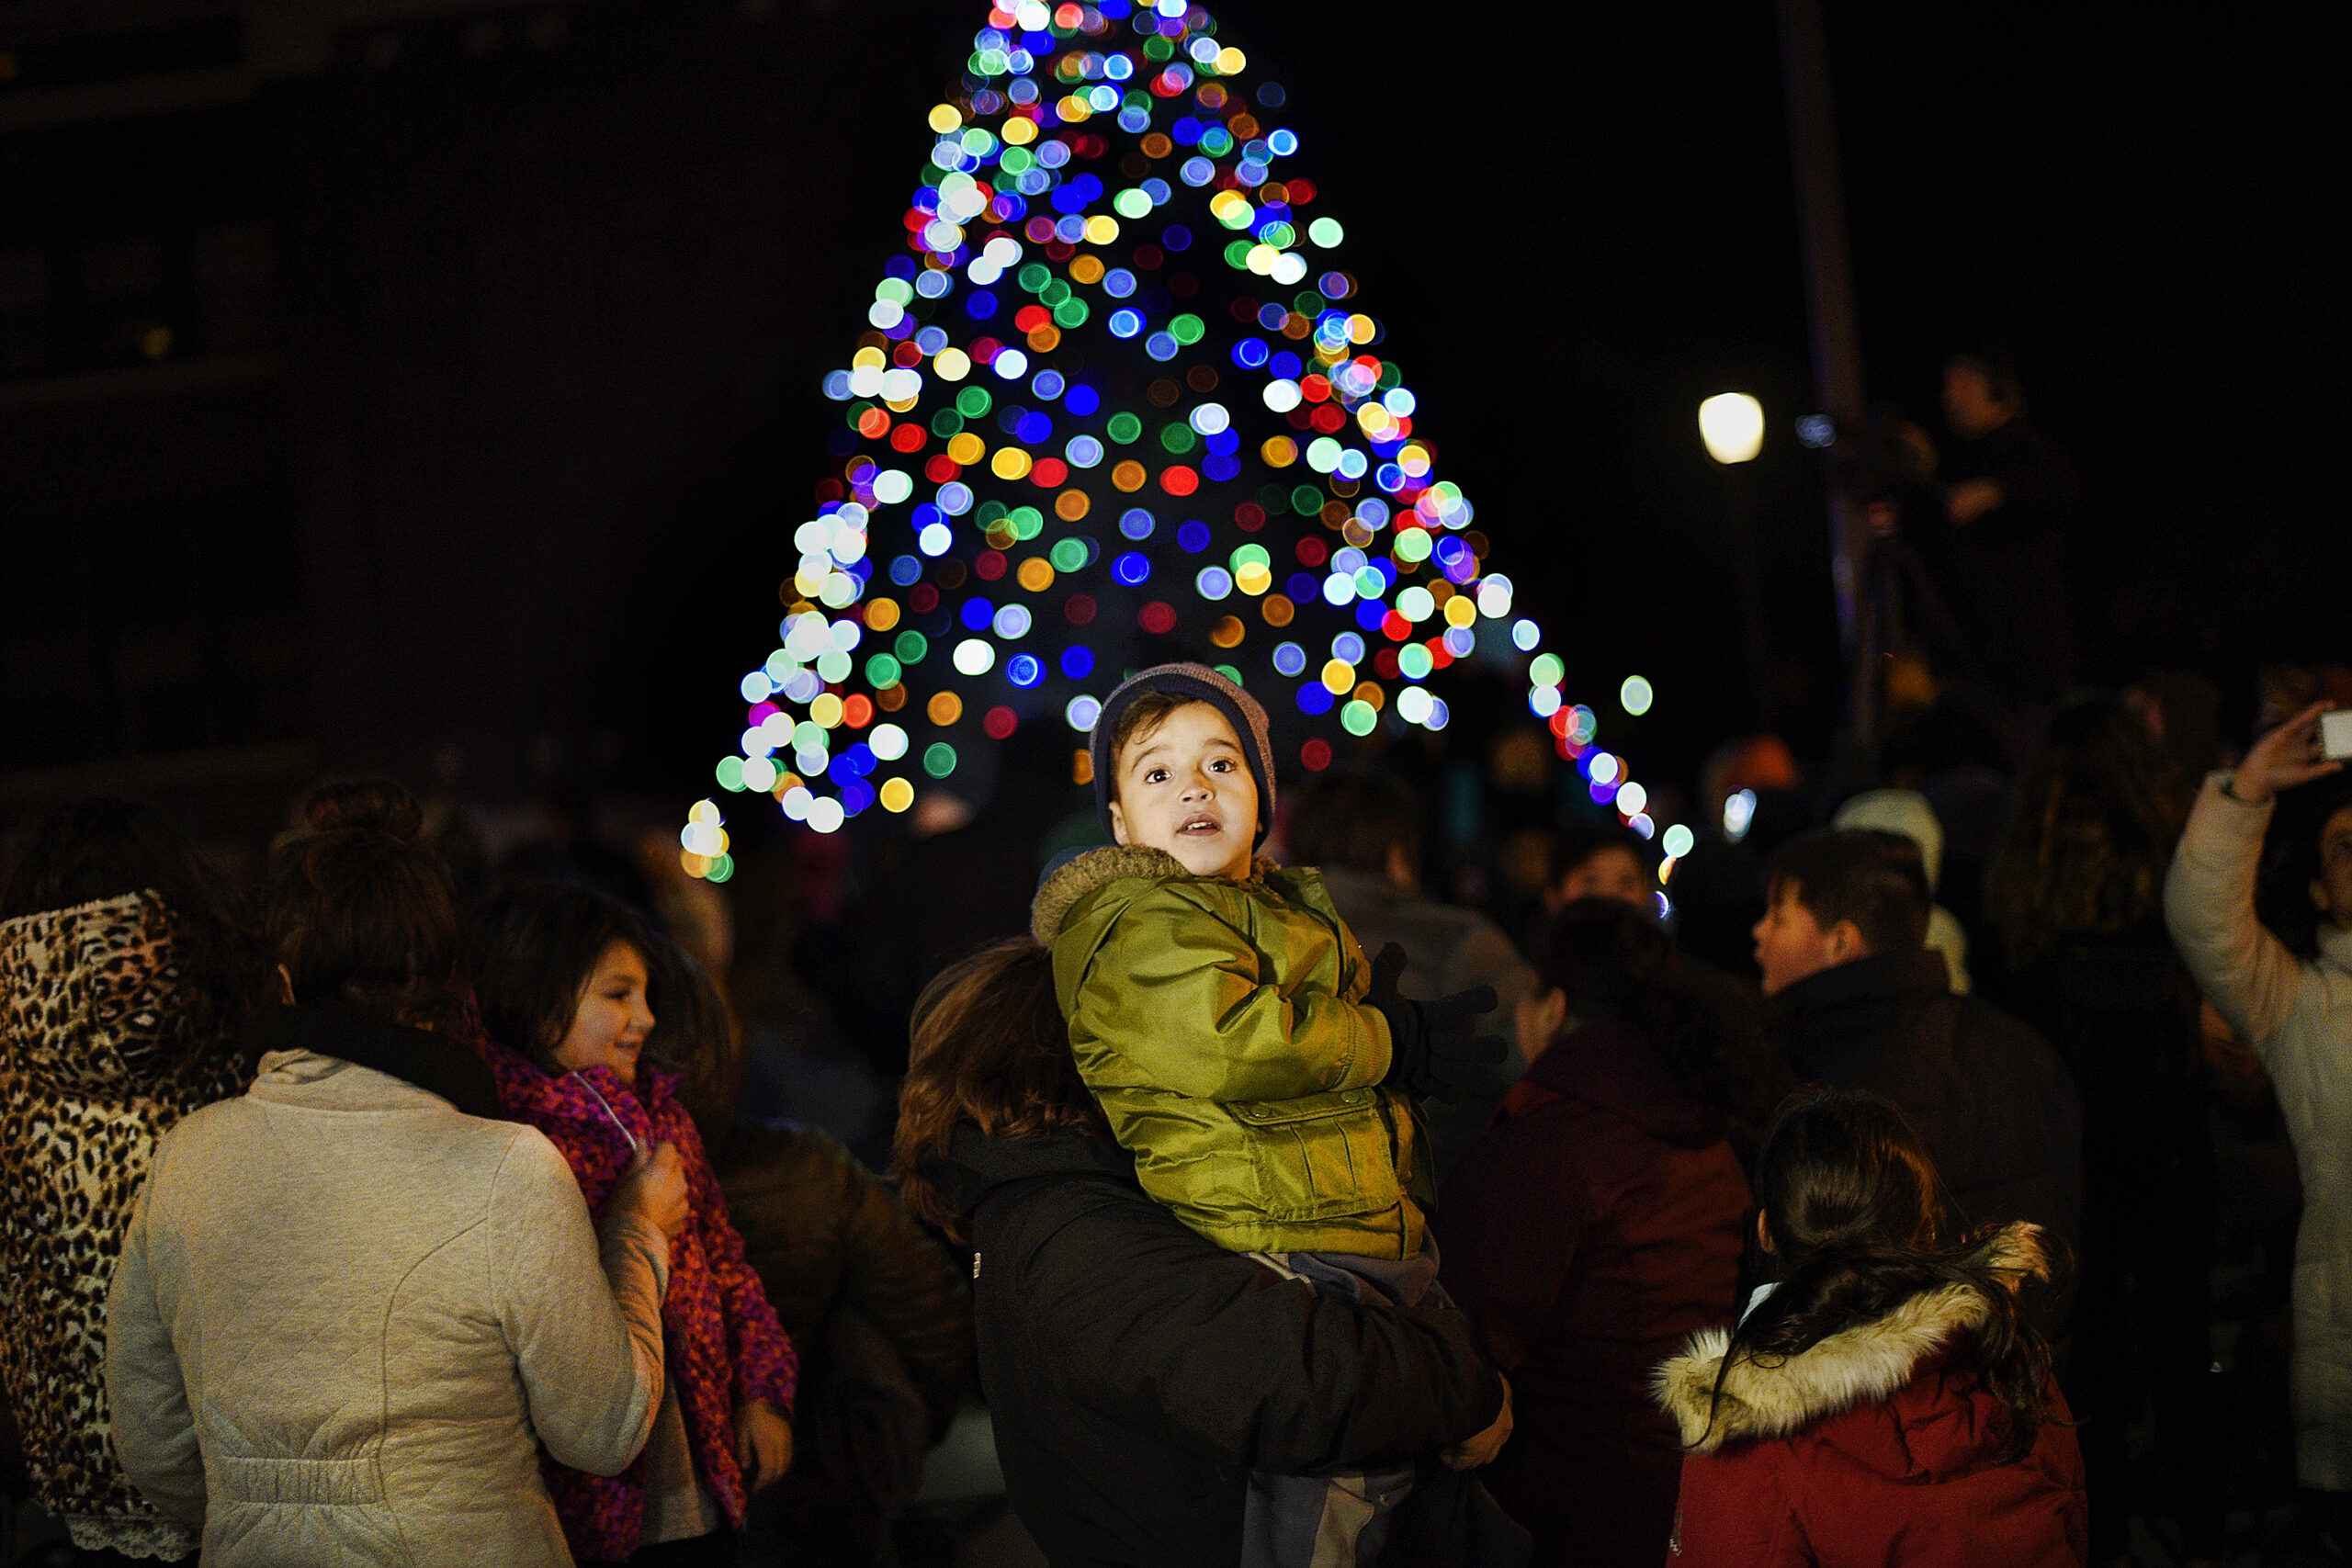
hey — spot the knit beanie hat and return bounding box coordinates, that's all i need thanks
[1090,663,1276,847]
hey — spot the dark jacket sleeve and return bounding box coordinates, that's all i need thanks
[825,1145,973,1436]
[1006,1180,1503,1474]
[718,1124,971,1437]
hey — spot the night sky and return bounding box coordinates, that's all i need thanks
[4,0,2346,814]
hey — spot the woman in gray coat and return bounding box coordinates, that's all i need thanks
[107,782,688,1567]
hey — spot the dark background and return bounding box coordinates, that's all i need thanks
[3,0,2346,828]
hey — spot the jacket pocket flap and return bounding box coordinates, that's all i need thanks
[1228,1088,1381,1125]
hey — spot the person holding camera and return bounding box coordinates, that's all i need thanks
[2165,702,2352,1519]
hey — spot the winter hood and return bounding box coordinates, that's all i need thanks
[1652,1222,2049,1455]
[0,891,212,1098]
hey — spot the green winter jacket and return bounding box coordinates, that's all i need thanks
[1031,844,1429,1258]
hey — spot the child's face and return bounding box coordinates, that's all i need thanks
[1107,701,1258,881]
[550,939,655,1078]
[1751,882,1858,998]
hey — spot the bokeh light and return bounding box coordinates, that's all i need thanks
[682,0,1657,870]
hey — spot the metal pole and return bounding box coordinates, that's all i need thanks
[1777,0,1874,752]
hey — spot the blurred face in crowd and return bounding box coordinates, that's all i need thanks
[551,940,655,1078]
[1942,364,2013,439]
[1753,881,1867,998]
[2314,806,2352,931]
[1109,702,1259,882]
[1550,846,1651,914]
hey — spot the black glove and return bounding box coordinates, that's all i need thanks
[1363,942,1508,1102]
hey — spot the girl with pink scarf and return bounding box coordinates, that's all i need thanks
[466,882,797,1565]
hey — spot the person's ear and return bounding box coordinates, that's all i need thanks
[1518,987,1569,1058]
[1108,799,1131,847]
[1826,919,1865,964]
[1755,1210,1775,1254]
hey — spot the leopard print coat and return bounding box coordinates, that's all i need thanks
[0,892,247,1557]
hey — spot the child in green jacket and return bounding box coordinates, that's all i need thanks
[1030,664,1512,1562]
[1033,662,1503,1259]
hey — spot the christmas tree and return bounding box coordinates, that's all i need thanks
[677,0,1683,881]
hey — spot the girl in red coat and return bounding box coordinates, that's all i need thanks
[1654,1088,2087,1567]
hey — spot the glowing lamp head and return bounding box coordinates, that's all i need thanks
[1698,393,1765,465]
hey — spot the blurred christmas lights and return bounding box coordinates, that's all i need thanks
[683,0,1683,864]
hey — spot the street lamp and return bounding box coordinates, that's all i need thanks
[1698,392,1765,465]
[1698,393,1773,725]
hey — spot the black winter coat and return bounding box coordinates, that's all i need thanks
[711,1120,970,1551]
[938,1124,1508,1568]
[712,1121,970,1429]
[1765,950,2084,1333]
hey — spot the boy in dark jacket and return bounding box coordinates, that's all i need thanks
[1753,829,2082,1337]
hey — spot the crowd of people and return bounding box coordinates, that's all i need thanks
[0,787,967,1568]
[4,644,2351,1568]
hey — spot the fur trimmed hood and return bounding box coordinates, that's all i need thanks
[1652,1222,2048,1454]
[1030,844,1281,943]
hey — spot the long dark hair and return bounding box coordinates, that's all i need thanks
[639,923,741,1148]
[465,879,670,1074]
[1532,897,1793,1162]
[1987,695,2185,968]
[2257,772,2352,962]
[1701,1088,2059,1461]
[893,937,1108,1240]
[2,797,266,1064]
[264,779,464,1031]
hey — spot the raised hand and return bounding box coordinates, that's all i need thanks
[2233,702,2342,805]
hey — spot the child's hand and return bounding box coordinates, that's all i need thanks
[1442,1376,1513,1471]
[733,1398,794,1493]
[609,1142,690,1240]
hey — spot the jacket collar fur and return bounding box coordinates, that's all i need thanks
[1651,1222,2046,1454]
[1029,843,1282,943]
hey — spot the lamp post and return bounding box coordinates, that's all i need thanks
[1700,393,1776,728]
[1777,0,1875,757]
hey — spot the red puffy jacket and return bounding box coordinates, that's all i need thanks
[1654,1224,2086,1567]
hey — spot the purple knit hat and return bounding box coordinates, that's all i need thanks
[1089,663,1276,847]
